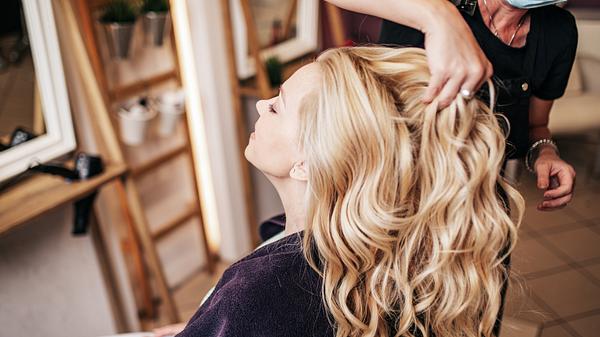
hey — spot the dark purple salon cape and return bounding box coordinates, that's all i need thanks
[176,232,335,337]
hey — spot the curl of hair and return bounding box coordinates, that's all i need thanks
[299,47,524,337]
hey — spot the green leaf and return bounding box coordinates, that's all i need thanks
[265,57,283,87]
[141,0,169,13]
[101,0,137,23]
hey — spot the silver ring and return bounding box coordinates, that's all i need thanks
[460,88,474,100]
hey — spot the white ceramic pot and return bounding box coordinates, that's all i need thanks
[118,104,156,145]
[157,90,185,136]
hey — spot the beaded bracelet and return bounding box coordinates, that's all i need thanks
[525,138,559,173]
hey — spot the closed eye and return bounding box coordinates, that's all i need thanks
[268,103,277,114]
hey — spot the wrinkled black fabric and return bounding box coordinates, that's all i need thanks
[176,232,335,337]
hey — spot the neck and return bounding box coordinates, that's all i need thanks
[480,0,530,46]
[481,0,528,30]
[268,175,307,236]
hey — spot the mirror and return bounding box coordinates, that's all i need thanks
[250,0,298,49]
[0,0,76,182]
[230,0,318,79]
[0,1,45,148]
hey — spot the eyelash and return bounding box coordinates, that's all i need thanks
[268,104,277,114]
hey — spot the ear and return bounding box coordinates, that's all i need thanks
[289,160,308,182]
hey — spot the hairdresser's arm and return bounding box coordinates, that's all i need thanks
[324,0,493,107]
[529,96,576,211]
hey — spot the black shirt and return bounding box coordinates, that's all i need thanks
[379,3,578,157]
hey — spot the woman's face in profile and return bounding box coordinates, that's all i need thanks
[245,63,320,179]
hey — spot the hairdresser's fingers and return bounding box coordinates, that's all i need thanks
[543,167,576,200]
[422,72,448,104]
[422,7,491,105]
[537,193,572,211]
[484,62,494,84]
[437,73,466,108]
[535,162,551,190]
[461,61,494,98]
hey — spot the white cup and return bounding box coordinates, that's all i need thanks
[160,89,185,106]
[118,104,156,145]
[157,90,185,136]
[158,104,184,136]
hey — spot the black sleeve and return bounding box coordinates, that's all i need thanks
[533,13,578,100]
[378,19,425,48]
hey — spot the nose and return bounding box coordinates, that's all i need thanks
[256,99,266,116]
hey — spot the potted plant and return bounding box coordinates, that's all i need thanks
[100,0,137,59]
[265,56,283,87]
[141,0,169,46]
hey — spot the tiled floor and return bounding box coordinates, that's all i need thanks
[148,135,600,337]
[503,136,600,337]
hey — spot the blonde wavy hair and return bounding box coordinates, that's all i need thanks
[299,47,524,337]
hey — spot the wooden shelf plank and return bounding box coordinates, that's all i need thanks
[0,163,127,236]
[131,143,186,177]
[110,71,178,102]
[88,0,110,9]
[151,204,199,241]
[122,118,188,175]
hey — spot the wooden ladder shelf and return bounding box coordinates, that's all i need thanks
[66,0,215,325]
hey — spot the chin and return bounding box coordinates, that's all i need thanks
[243,145,284,179]
[244,144,253,162]
[244,145,260,168]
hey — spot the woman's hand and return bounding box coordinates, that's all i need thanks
[534,147,576,211]
[324,0,492,108]
[422,4,493,108]
[153,323,186,337]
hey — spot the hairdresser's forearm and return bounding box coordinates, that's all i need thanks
[528,96,575,210]
[324,0,460,33]
[529,96,556,155]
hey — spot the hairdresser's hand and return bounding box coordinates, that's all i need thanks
[421,4,493,108]
[153,323,186,337]
[534,147,576,211]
